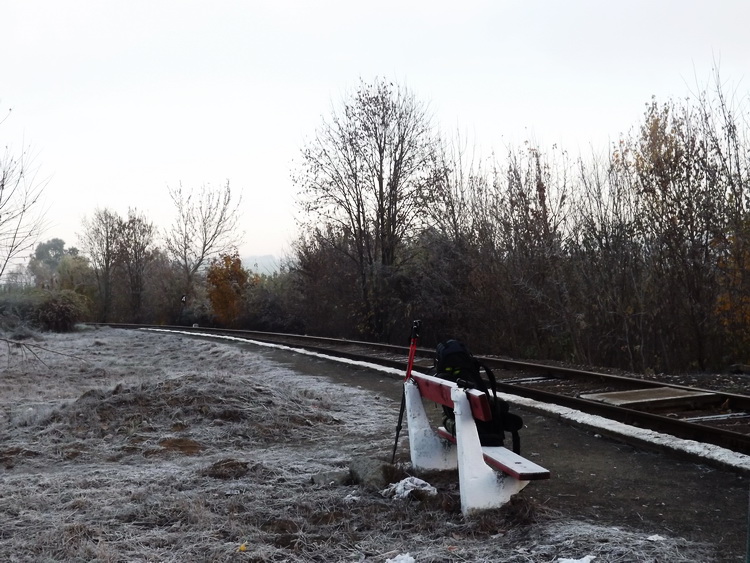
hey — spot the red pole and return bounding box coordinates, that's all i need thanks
[391,320,421,463]
[404,323,420,381]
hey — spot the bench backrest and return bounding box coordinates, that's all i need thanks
[411,372,493,421]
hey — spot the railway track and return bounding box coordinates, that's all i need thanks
[96,323,750,457]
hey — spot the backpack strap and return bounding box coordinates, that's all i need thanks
[503,412,523,454]
[480,361,498,398]
[481,361,523,454]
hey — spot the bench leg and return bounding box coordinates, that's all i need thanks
[451,386,529,515]
[405,380,457,471]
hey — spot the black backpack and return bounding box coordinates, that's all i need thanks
[433,339,523,454]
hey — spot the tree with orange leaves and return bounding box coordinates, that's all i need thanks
[206,252,249,327]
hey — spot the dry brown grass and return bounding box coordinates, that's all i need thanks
[0,326,716,562]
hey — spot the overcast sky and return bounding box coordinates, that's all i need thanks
[2,1,748,259]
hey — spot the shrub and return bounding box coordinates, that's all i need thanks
[0,291,39,326]
[34,290,90,332]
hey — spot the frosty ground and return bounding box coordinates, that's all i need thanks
[0,326,725,561]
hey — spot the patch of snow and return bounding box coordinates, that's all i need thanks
[496,390,750,472]
[381,476,437,499]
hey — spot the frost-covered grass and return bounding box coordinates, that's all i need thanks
[0,327,716,562]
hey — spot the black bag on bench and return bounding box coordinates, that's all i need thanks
[433,339,523,454]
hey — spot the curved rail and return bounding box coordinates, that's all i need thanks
[91,323,750,457]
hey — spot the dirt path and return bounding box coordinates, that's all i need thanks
[259,334,750,562]
[0,327,738,561]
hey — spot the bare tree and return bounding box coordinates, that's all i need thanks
[425,130,488,246]
[116,208,156,322]
[79,208,120,322]
[294,78,438,339]
[695,69,750,361]
[164,181,243,296]
[0,112,48,280]
[630,98,727,370]
[140,248,185,324]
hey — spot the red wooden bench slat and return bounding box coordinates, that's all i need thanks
[436,428,550,481]
[411,372,493,421]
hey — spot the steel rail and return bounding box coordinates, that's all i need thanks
[90,323,750,457]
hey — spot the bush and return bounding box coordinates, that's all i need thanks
[0,291,39,326]
[34,290,90,332]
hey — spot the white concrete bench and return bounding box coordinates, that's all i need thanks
[405,371,550,515]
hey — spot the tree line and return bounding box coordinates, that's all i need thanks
[0,181,247,329]
[2,73,749,374]
[291,75,750,373]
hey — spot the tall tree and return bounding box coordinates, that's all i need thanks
[57,253,95,295]
[79,208,120,322]
[28,238,67,288]
[0,114,48,280]
[294,78,438,339]
[206,252,250,327]
[116,209,155,322]
[697,70,750,362]
[632,98,726,370]
[164,181,243,297]
[140,248,185,325]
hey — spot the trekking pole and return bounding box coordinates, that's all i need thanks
[390,320,421,464]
